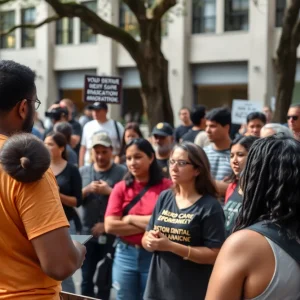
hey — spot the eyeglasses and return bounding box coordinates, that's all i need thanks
[287,115,299,121]
[26,98,41,110]
[168,159,193,167]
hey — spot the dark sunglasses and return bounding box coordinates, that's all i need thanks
[287,116,299,121]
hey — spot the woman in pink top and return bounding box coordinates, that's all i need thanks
[105,138,172,300]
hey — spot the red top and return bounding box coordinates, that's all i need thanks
[105,178,172,245]
[225,182,238,204]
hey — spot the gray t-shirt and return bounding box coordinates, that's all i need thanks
[204,145,232,181]
[66,144,78,166]
[79,163,126,236]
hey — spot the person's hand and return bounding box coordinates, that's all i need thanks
[97,180,112,195]
[88,181,112,195]
[145,230,172,252]
[86,181,102,194]
[122,215,131,224]
[91,222,105,238]
[72,240,86,267]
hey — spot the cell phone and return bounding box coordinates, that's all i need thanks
[71,235,93,245]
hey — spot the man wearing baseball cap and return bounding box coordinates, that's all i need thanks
[79,131,126,299]
[79,102,124,167]
[151,122,174,177]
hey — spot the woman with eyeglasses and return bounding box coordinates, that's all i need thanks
[223,136,258,237]
[105,138,172,300]
[142,142,225,300]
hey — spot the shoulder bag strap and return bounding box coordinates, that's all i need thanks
[247,221,300,263]
[122,184,150,217]
[114,120,121,146]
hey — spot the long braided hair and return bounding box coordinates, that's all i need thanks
[234,134,300,238]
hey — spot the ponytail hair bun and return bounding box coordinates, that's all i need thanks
[20,157,31,169]
[0,133,50,183]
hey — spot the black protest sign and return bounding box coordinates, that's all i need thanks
[83,75,122,104]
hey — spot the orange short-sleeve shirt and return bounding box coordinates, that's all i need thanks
[0,134,69,299]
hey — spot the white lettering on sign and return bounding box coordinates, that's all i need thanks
[84,75,122,104]
[231,100,263,124]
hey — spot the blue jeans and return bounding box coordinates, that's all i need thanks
[112,240,153,300]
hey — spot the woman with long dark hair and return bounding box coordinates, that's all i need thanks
[114,122,143,164]
[44,132,83,222]
[206,135,300,300]
[142,142,225,300]
[223,136,258,237]
[44,132,83,293]
[105,138,171,300]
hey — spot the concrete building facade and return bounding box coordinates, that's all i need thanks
[0,0,297,125]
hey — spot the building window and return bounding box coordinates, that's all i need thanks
[276,0,286,27]
[119,3,168,38]
[119,3,139,37]
[56,18,73,45]
[21,8,36,48]
[192,0,216,34]
[0,10,16,49]
[225,0,249,31]
[80,0,97,43]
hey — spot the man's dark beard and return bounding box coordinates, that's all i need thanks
[22,104,34,133]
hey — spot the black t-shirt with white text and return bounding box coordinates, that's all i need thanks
[144,189,225,300]
[223,187,243,237]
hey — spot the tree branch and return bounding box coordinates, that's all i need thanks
[0,15,61,36]
[153,0,177,20]
[44,0,139,60]
[0,0,14,4]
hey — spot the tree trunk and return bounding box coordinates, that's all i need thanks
[274,49,297,123]
[273,1,300,123]
[137,21,174,131]
[137,53,174,131]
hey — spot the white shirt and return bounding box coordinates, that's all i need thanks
[81,119,124,165]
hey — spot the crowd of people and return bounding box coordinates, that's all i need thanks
[1,59,300,300]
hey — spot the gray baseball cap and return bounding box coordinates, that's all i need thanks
[92,132,112,148]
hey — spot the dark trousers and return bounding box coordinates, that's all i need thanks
[81,240,114,300]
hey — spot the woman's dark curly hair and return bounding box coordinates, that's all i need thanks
[234,134,300,238]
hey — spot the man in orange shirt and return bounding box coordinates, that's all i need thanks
[0,60,86,299]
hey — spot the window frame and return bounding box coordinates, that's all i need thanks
[224,0,249,32]
[56,17,74,45]
[21,7,36,48]
[192,0,216,34]
[0,10,16,49]
[80,0,97,44]
[275,0,286,28]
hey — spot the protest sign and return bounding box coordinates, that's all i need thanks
[232,100,263,124]
[83,75,122,104]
